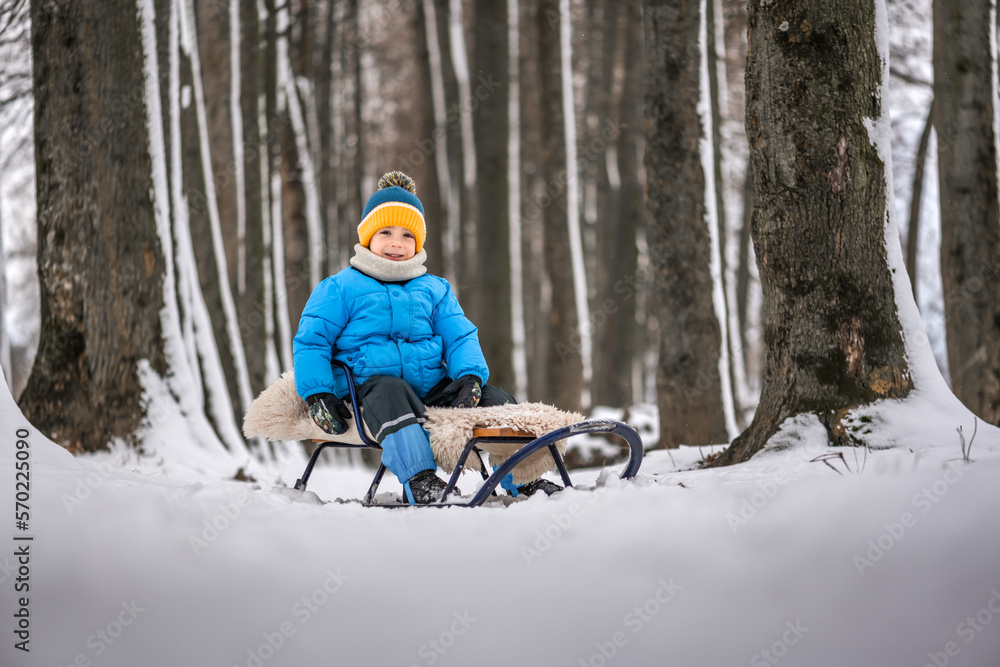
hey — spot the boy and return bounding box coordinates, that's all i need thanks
[293,172,559,504]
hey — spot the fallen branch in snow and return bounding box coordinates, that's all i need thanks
[810,447,867,476]
[957,418,978,464]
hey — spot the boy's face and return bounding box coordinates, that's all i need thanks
[368,225,417,261]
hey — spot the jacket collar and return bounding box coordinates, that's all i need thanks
[349,243,427,282]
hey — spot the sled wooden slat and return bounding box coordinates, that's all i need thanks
[471,427,536,439]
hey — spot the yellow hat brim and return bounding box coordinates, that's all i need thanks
[357,202,426,253]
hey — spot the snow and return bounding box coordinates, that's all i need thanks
[4,357,1000,667]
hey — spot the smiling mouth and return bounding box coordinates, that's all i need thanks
[382,251,406,260]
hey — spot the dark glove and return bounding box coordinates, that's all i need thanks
[306,393,352,435]
[445,375,482,408]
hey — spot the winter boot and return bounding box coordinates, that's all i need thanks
[404,470,459,505]
[518,478,563,497]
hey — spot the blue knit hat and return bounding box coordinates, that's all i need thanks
[358,172,426,252]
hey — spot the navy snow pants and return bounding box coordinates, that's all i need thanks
[354,376,515,485]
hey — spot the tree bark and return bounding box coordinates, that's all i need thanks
[590,0,630,409]
[179,0,245,427]
[22,0,166,451]
[710,0,913,466]
[536,0,583,413]
[616,4,644,408]
[238,0,267,393]
[196,0,240,297]
[410,0,446,277]
[906,98,933,301]
[472,0,514,392]
[643,0,729,447]
[933,0,1000,426]
[518,0,550,404]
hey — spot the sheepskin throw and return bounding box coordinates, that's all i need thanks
[243,372,584,484]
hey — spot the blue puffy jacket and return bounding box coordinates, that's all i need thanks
[292,267,489,400]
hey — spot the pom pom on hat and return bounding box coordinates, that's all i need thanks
[378,171,417,193]
[358,172,426,253]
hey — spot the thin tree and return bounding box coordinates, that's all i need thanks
[933,0,1000,426]
[906,99,933,301]
[711,0,914,466]
[644,0,734,448]
[472,0,514,392]
[537,0,583,412]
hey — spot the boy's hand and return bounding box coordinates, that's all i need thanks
[306,393,352,435]
[446,375,482,408]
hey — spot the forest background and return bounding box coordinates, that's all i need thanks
[0,0,987,465]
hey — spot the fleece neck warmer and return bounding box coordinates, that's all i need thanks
[350,243,427,282]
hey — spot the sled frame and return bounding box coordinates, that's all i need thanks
[292,361,643,507]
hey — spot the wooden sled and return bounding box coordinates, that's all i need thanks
[246,361,644,507]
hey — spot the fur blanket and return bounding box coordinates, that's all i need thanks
[243,372,585,485]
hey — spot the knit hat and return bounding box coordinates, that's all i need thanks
[358,172,426,253]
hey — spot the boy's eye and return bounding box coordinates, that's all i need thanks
[404,232,414,239]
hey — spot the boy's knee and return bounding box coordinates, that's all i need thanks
[375,375,413,392]
[480,385,516,407]
[361,375,418,399]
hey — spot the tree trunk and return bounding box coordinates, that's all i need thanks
[176,0,249,432]
[472,0,514,392]
[22,0,167,451]
[317,0,338,277]
[435,0,463,285]
[643,0,730,447]
[906,99,934,301]
[707,0,745,425]
[538,0,583,413]
[410,0,446,277]
[0,199,9,391]
[590,0,629,409]
[619,5,645,407]
[196,0,240,299]
[593,2,642,409]
[448,0,478,308]
[711,0,913,466]
[933,0,1000,426]
[238,0,267,394]
[519,0,550,404]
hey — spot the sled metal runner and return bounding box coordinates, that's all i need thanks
[292,361,644,507]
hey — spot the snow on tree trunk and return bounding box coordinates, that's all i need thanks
[0,205,9,391]
[508,0,528,401]
[21,0,241,457]
[933,0,1000,427]
[422,0,456,284]
[234,0,267,396]
[180,0,255,416]
[448,0,477,303]
[169,0,247,452]
[560,0,591,405]
[643,0,732,448]
[22,0,168,452]
[711,0,919,466]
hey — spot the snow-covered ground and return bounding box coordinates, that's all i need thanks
[3,363,1000,667]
